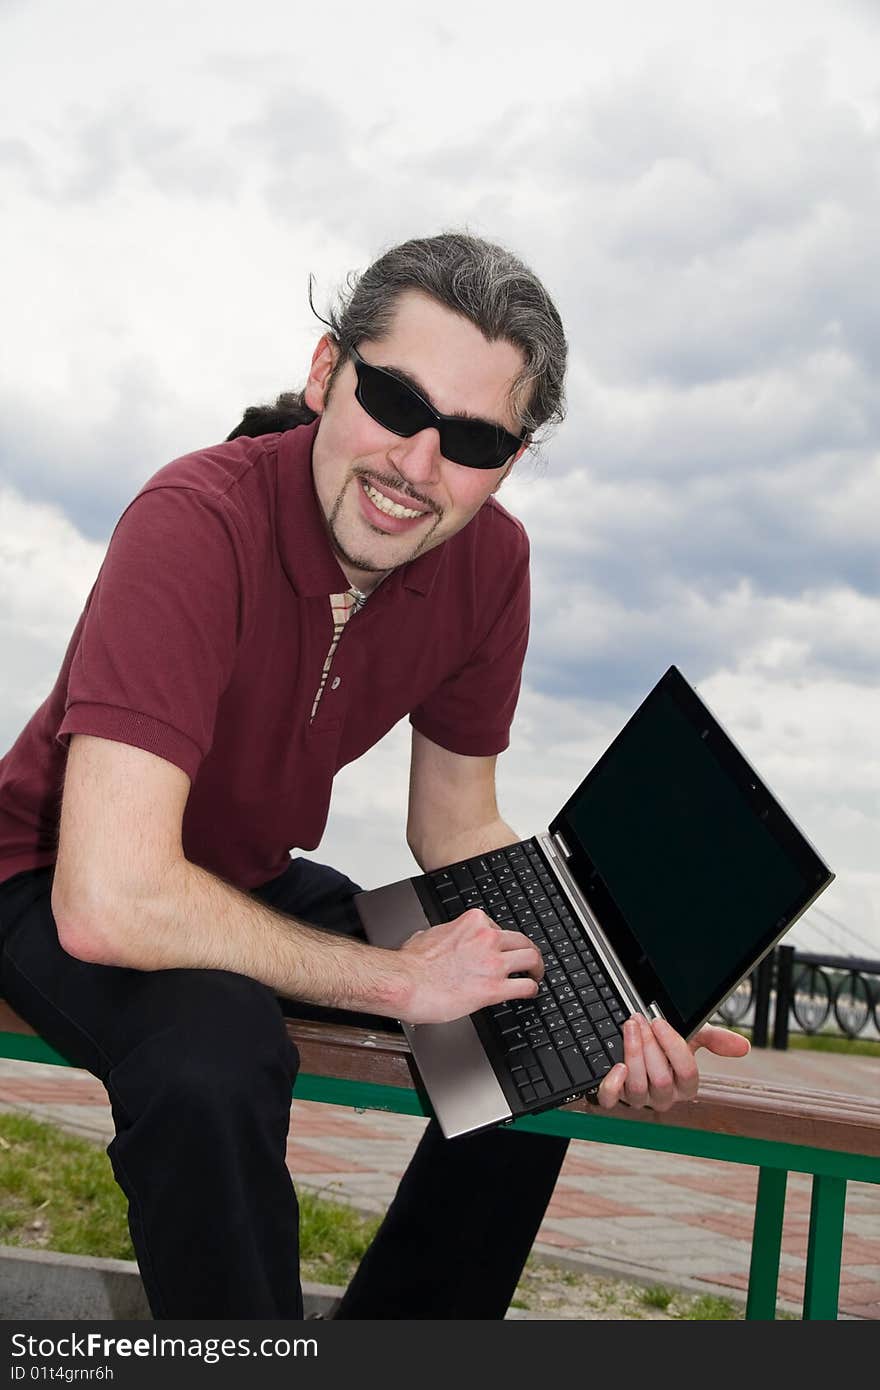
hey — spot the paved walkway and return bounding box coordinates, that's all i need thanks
[1,1048,877,1319]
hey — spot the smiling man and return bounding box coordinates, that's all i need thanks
[0,233,747,1321]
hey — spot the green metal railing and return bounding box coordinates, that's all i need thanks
[5,1030,878,1321]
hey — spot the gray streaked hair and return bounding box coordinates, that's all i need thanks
[228,232,567,444]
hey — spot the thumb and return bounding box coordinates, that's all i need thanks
[689,1024,751,1058]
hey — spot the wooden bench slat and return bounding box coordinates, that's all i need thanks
[4,1004,879,1159]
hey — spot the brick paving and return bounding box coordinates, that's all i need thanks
[1,1049,878,1319]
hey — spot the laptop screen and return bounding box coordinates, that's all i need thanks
[549,666,834,1036]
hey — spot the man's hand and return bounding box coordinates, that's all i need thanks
[596,1015,751,1112]
[398,909,543,1025]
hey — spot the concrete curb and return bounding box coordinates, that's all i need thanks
[0,1247,341,1321]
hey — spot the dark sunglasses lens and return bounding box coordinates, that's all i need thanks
[359,365,431,436]
[356,356,518,469]
[442,418,514,469]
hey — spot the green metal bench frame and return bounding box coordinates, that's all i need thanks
[3,1013,878,1322]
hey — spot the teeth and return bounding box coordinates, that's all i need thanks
[363,481,426,520]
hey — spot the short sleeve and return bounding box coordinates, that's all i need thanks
[410,536,530,757]
[56,486,244,782]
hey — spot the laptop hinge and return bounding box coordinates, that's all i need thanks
[552,831,572,860]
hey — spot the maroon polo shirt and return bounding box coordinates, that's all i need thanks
[0,421,530,891]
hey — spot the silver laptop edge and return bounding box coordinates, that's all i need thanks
[355,879,513,1137]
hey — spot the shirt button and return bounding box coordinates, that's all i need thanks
[331,676,341,690]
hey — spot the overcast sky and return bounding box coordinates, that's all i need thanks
[2,0,878,958]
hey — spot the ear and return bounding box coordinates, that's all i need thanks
[491,441,528,493]
[304,334,341,415]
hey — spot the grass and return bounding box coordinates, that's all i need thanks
[0,1112,777,1320]
[784,1033,880,1058]
[728,1026,880,1058]
[639,1284,674,1310]
[0,1111,133,1260]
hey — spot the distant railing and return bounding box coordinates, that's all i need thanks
[714,947,880,1048]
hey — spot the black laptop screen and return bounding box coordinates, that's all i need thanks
[549,668,833,1036]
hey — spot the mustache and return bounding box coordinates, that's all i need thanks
[353,468,441,516]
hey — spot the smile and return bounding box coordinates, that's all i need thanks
[360,479,430,521]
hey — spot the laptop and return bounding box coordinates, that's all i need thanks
[355,665,834,1138]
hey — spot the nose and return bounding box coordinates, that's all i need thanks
[387,427,442,486]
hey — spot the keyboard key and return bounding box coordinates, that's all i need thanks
[596,1017,617,1038]
[591,1054,612,1079]
[524,1025,550,1047]
[533,1079,551,1100]
[577,986,599,1007]
[560,1046,593,1087]
[578,1035,604,1056]
[534,1045,570,1094]
[604,1035,625,1065]
[554,1027,575,1049]
[451,866,476,890]
[519,1083,536,1104]
[499,1017,524,1036]
[562,1001,585,1021]
[556,940,576,958]
[586,1002,609,1022]
[570,1019,595,1040]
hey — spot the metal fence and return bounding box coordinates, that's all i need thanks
[713,948,880,1048]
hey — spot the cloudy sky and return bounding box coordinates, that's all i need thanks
[2,0,878,958]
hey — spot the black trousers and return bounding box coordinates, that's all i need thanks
[0,857,568,1319]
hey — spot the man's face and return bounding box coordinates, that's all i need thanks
[305,290,528,592]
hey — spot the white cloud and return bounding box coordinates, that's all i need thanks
[1,0,878,959]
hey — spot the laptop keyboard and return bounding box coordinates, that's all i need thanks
[427,839,627,1110]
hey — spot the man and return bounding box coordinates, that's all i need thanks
[0,233,748,1319]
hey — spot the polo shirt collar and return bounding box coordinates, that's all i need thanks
[276,421,447,600]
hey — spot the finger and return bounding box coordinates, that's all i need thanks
[620,1016,650,1107]
[499,946,545,980]
[689,1023,752,1058]
[496,930,544,980]
[650,1018,699,1100]
[498,973,544,1002]
[497,929,539,951]
[636,1017,678,1110]
[597,1063,628,1109]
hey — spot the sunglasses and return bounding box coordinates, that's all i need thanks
[350,346,527,470]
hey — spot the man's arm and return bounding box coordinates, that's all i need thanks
[51,734,542,1026]
[406,729,519,870]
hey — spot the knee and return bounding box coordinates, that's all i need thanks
[110,974,299,1120]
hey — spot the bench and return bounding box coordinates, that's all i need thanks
[2,1000,879,1321]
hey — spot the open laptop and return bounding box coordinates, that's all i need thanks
[356,665,834,1138]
